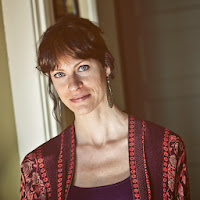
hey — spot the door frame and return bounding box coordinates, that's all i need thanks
[1,0,99,163]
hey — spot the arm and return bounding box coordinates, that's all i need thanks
[175,141,190,200]
[20,153,46,200]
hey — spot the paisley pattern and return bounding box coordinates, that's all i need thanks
[20,153,47,200]
[167,134,190,199]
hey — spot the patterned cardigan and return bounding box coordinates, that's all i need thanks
[20,115,190,200]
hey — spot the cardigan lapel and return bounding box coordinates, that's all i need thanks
[128,115,151,200]
[63,123,75,200]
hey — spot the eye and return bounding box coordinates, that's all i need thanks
[78,65,89,72]
[54,72,65,78]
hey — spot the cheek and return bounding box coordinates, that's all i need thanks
[51,80,67,97]
[91,74,107,94]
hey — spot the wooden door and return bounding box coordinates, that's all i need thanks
[115,0,200,198]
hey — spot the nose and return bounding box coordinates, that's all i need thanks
[68,74,83,91]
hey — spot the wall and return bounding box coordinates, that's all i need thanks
[0,0,20,199]
[96,0,126,110]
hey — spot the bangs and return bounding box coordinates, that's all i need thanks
[37,26,105,74]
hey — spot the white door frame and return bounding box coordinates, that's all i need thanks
[1,0,58,163]
[2,0,98,163]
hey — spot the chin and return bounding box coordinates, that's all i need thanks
[70,104,95,116]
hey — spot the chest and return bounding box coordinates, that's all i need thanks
[72,138,130,187]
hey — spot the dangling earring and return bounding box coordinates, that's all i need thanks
[106,75,114,108]
[58,98,62,118]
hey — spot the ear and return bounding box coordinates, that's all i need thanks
[105,66,111,76]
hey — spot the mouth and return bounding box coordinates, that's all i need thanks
[70,94,91,103]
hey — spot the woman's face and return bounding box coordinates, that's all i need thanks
[50,56,110,115]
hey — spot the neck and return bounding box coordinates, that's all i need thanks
[74,105,128,147]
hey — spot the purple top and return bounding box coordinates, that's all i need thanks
[67,176,133,200]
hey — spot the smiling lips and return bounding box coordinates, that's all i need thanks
[70,94,91,103]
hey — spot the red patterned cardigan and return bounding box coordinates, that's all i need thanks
[20,115,190,200]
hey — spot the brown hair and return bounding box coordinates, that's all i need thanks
[37,15,115,121]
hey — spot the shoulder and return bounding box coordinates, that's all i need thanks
[21,133,61,166]
[21,122,73,171]
[143,117,185,146]
[132,115,186,152]
[142,118,187,163]
[23,123,73,162]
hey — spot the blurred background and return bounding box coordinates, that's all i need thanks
[1,0,199,199]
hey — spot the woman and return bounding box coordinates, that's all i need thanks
[20,15,190,200]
